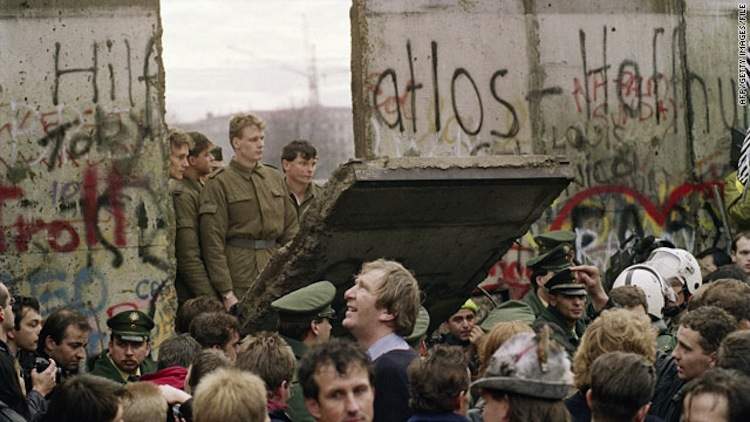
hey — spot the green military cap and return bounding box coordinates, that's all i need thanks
[526,231,576,268]
[107,310,154,342]
[545,268,587,296]
[271,281,336,321]
[406,306,430,345]
[480,300,535,331]
[527,243,575,272]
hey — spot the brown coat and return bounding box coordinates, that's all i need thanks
[171,176,215,306]
[199,159,299,297]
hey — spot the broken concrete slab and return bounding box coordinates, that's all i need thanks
[239,155,572,333]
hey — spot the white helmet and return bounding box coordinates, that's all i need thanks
[612,264,675,319]
[646,247,702,295]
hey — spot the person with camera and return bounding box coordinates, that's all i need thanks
[37,308,91,386]
[0,284,56,421]
[2,295,56,421]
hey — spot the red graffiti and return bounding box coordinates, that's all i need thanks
[106,302,139,318]
[549,182,723,230]
[0,166,127,253]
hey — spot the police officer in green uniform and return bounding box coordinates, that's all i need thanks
[171,131,217,307]
[272,281,336,422]
[480,300,536,331]
[533,254,610,358]
[281,140,324,224]
[522,230,577,318]
[199,113,299,311]
[88,310,156,384]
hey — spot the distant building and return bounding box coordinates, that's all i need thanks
[177,105,355,179]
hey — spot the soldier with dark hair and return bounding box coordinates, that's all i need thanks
[172,130,217,307]
[534,252,609,356]
[281,139,322,222]
[522,231,577,318]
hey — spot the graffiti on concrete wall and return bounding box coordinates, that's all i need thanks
[355,4,744,299]
[0,12,174,355]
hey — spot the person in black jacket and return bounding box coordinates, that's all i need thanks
[649,306,737,422]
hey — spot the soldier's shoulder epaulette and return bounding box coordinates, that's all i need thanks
[207,167,226,179]
[262,162,279,170]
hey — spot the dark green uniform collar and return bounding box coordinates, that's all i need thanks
[89,350,156,384]
[281,335,309,360]
[522,289,546,317]
[542,304,585,334]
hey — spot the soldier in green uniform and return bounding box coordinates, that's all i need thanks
[271,280,336,422]
[522,230,577,318]
[534,256,610,358]
[281,140,324,223]
[88,310,156,383]
[171,131,217,307]
[199,113,299,310]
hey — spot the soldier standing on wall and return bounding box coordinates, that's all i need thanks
[199,113,299,311]
[281,140,323,223]
[171,130,217,307]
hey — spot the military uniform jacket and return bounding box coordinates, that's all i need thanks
[521,289,547,318]
[199,159,299,296]
[171,177,215,305]
[290,182,324,224]
[88,350,157,384]
[534,305,588,358]
[281,336,315,422]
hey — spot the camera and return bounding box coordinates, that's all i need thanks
[34,357,63,379]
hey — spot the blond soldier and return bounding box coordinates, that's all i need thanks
[199,113,299,310]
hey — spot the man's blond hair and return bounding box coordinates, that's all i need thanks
[572,308,656,389]
[361,259,421,337]
[193,368,268,422]
[169,129,192,150]
[122,382,167,422]
[229,113,266,143]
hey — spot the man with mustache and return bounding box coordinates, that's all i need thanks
[89,310,156,384]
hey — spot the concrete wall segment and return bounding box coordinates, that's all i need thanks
[352,0,742,289]
[0,0,174,354]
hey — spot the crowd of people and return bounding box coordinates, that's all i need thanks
[2,112,750,422]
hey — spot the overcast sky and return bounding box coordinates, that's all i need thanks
[161,0,352,123]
